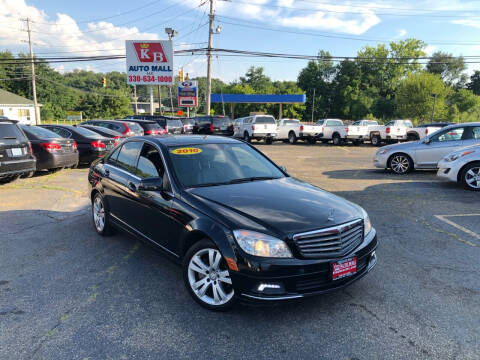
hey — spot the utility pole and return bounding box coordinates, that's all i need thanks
[149,85,154,115]
[133,85,138,115]
[169,86,174,115]
[431,93,437,122]
[157,85,163,115]
[205,0,215,116]
[26,18,40,125]
[311,88,316,122]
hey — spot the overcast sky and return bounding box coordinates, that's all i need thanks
[2,0,480,82]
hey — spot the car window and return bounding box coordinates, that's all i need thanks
[283,120,299,125]
[116,141,143,173]
[352,121,360,125]
[385,121,394,126]
[0,123,26,139]
[167,119,183,127]
[366,121,378,125]
[315,120,325,126]
[136,143,164,179]
[326,120,342,126]
[21,125,59,139]
[471,127,480,139]
[108,147,121,164]
[168,143,284,188]
[72,126,104,138]
[49,127,72,138]
[431,127,465,142]
[195,117,210,125]
[127,122,144,133]
[254,116,276,124]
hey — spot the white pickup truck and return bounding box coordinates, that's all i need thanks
[346,120,379,145]
[276,118,321,144]
[355,119,414,146]
[406,122,452,141]
[233,114,277,144]
[315,119,348,145]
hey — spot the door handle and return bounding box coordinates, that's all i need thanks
[128,181,137,192]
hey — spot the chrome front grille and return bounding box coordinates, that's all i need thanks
[293,219,363,259]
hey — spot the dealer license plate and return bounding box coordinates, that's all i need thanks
[332,256,357,280]
[11,148,22,156]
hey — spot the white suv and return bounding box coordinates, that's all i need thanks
[233,115,277,144]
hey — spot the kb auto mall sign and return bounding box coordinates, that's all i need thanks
[125,40,173,85]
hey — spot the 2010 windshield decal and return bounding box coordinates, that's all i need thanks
[171,147,202,155]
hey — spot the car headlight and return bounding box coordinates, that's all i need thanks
[444,150,475,162]
[361,208,372,237]
[232,230,293,258]
[377,147,391,155]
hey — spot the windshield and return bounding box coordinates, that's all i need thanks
[82,126,119,136]
[21,125,59,139]
[0,123,26,139]
[168,143,284,188]
[212,117,232,126]
[141,122,161,130]
[127,122,143,133]
[167,119,183,127]
[72,126,104,138]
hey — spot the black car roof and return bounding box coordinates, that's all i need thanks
[131,135,242,146]
[119,118,157,124]
[0,117,18,123]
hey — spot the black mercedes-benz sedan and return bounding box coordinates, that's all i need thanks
[88,135,377,310]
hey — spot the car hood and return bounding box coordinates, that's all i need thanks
[379,140,420,152]
[186,177,363,237]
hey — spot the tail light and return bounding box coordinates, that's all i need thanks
[251,125,255,131]
[321,127,324,132]
[73,141,78,150]
[40,142,61,152]
[209,123,214,132]
[425,128,429,135]
[122,122,132,136]
[165,125,169,132]
[113,136,120,145]
[386,127,391,134]
[345,127,349,132]
[91,140,106,149]
[144,130,159,135]
[300,125,304,131]
[28,141,33,154]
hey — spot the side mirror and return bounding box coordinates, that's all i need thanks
[423,138,431,144]
[137,177,163,191]
[280,165,287,173]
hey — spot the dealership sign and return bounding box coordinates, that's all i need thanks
[178,81,198,107]
[125,40,173,85]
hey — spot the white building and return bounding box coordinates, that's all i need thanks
[0,88,41,124]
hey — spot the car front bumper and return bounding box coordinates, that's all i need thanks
[231,229,378,302]
[0,157,36,177]
[436,159,458,182]
[373,154,389,168]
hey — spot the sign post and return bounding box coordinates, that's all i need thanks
[125,40,174,115]
[178,81,198,118]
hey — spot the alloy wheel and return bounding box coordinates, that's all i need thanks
[187,248,234,306]
[93,196,105,232]
[465,167,480,189]
[390,155,410,174]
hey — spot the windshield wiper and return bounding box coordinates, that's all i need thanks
[2,136,17,139]
[226,176,281,184]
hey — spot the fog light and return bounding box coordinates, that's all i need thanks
[368,251,377,271]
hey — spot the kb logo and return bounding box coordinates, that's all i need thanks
[133,42,168,63]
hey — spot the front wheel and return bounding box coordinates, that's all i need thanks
[389,154,413,174]
[460,162,480,191]
[243,132,250,143]
[184,240,236,311]
[92,193,114,236]
[332,134,341,146]
[288,131,297,144]
[371,134,381,147]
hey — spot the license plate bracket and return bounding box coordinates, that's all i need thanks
[331,256,357,281]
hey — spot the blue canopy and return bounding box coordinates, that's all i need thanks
[211,94,306,104]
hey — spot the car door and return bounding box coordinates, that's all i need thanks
[126,142,182,252]
[102,141,143,223]
[415,126,468,168]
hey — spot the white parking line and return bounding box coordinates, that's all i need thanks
[434,214,480,247]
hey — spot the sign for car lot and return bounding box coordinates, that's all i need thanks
[125,40,173,85]
[178,81,198,107]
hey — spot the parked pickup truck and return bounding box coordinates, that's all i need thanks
[276,118,321,144]
[233,114,277,144]
[363,119,414,146]
[346,120,379,145]
[315,119,348,145]
[406,122,452,141]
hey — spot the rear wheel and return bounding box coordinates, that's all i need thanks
[332,133,341,146]
[371,134,381,146]
[460,162,480,191]
[307,138,317,144]
[21,171,35,178]
[389,153,413,174]
[92,193,113,236]
[288,131,297,144]
[265,137,273,145]
[352,139,362,146]
[243,131,250,143]
[184,240,235,311]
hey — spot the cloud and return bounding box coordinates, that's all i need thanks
[396,29,407,38]
[452,19,480,29]
[424,45,437,55]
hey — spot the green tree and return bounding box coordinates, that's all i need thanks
[426,51,466,86]
[467,70,480,95]
[396,72,449,122]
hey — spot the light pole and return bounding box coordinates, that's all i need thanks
[431,93,438,122]
[165,28,177,115]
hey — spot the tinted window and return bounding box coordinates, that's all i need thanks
[21,125,59,139]
[326,120,342,126]
[0,123,26,139]
[254,116,275,124]
[82,126,120,137]
[431,127,465,142]
[128,122,144,133]
[472,127,480,139]
[168,143,284,188]
[108,147,121,164]
[282,120,299,125]
[315,120,325,126]
[366,121,378,125]
[141,122,161,131]
[73,126,104,138]
[116,142,142,173]
[352,121,361,125]
[213,117,232,126]
[136,143,164,179]
[195,117,211,125]
[167,119,183,127]
[385,121,394,126]
[181,118,193,125]
[48,127,71,138]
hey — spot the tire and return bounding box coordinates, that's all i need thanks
[459,162,480,191]
[407,134,418,142]
[243,132,250,143]
[288,131,297,144]
[352,139,362,146]
[388,153,413,174]
[307,138,317,144]
[265,137,273,145]
[332,133,341,146]
[92,193,114,236]
[71,162,79,169]
[183,240,236,311]
[371,134,381,147]
[21,171,35,179]
[321,140,328,144]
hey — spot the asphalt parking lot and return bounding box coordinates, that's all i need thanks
[1,143,479,360]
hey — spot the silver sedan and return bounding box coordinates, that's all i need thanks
[373,123,480,174]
